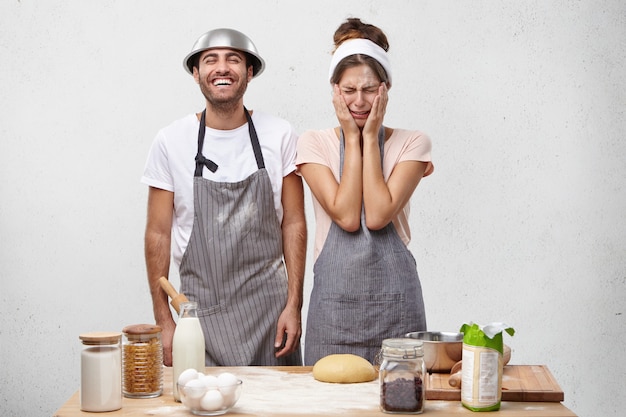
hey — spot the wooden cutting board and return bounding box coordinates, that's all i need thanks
[426,365,564,402]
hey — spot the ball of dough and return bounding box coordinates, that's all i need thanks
[312,354,377,383]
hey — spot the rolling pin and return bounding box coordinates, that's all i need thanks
[448,345,511,388]
[158,276,189,314]
[448,361,463,388]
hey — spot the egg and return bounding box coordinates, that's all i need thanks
[181,393,201,410]
[221,388,238,408]
[201,374,219,389]
[184,378,207,399]
[177,368,198,387]
[217,372,239,398]
[200,389,224,411]
[217,372,238,387]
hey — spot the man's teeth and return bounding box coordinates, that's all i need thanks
[213,79,232,86]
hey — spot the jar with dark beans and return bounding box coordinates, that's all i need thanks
[378,338,425,414]
[381,377,424,412]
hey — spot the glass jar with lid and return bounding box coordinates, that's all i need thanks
[122,324,163,398]
[379,338,425,414]
[79,331,122,412]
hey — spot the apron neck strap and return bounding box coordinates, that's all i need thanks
[195,110,217,176]
[244,107,265,170]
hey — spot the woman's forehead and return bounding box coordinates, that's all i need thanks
[339,65,380,85]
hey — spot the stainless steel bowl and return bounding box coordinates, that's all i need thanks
[183,28,265,77]
[405,331,463,373]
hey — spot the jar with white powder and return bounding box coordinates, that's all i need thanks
[79,331,122,412]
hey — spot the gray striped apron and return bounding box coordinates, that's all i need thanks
[304,127,427,365]
[179,108,302,366]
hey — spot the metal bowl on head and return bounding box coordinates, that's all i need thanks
[405,331,463,373]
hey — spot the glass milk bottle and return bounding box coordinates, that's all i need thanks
[172,301,205,401]
[79,331,122,412]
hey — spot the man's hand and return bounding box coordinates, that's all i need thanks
[274,304,302,358]
[158,317,176,366]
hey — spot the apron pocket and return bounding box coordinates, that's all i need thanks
[316,292,405,347]
[197,303,225,317]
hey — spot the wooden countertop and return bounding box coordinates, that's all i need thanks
[53,366,577,417]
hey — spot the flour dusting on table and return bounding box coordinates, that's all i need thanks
[232,368,379,416]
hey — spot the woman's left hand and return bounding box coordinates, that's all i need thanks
[363,82,388,139]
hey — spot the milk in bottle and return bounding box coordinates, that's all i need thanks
[172,301,205,401]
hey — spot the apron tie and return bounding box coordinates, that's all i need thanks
[194,110,219,176]
[195,152,218,174]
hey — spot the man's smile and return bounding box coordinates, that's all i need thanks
[212,78,233,86]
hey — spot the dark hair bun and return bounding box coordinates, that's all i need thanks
[333,17,389,52]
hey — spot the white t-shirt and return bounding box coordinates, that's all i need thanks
[141,111,298,267]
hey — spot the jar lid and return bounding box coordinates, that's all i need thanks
[122,324,162,335]
[79,331,122,345]
[381,338,424,358]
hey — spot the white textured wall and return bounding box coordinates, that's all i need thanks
[1,1,624,416]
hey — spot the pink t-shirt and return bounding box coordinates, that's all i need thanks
[296,128,434,260]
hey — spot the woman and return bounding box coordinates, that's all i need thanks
[297,18,434,365]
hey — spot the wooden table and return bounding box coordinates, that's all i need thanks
[53,366,577,417]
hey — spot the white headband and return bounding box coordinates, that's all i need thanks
[328,38,392,86]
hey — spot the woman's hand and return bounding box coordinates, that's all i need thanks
[332,84,361,140]
[362,82,388,140]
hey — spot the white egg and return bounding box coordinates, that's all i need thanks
[182,394,201,410]
[201,374,219,389]
[184,378,207,399]
[221,388,238,408]
[177,368,198,387]
[217,372,239,398]
[200,389,224,411]
[217,372,238,387]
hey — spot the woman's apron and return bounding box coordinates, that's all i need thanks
[179,108,302,366]
[304,127,427,365]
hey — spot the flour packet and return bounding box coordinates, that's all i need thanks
[459,322,515,411]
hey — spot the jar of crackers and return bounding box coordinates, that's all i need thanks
[122,324,163,398]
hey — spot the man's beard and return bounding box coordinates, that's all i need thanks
[199,77,248,115]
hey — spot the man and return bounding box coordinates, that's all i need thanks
[141,28,306,366]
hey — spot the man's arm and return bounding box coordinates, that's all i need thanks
[144,186,176,366]
[274,171,307,358]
